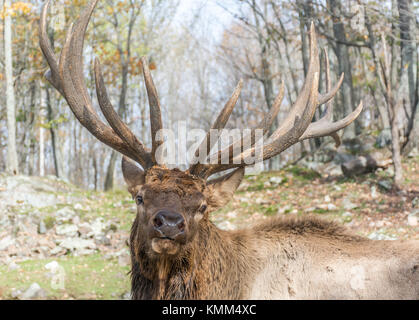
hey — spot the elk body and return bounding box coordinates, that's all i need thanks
[40,0,419,299]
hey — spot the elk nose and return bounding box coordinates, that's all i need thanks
[153,210,185,238]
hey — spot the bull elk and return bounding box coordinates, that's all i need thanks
[40,0,418,299]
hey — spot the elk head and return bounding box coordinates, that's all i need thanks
[39,0,363,260]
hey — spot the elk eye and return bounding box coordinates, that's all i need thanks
[135,195,143,205]
[199,204,207,213]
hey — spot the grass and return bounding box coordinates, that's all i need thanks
[0,253,130,300]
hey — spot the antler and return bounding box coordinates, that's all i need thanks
[189,23,363,179]
[39,0,162,170]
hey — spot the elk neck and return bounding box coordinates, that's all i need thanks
[130,218,255,299]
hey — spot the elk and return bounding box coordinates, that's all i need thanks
[40,0,418,299]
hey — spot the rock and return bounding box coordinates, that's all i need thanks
[333,152,356,165]
[342,137,364,154]
[385,166,394,176]
[368,231,397,241]
[72,216,80,225]
[8,261,20,271]
[56,224,79,237]
[89,218,111,239]
[0,176,62,212]
[342,198,358,210]
[118,253,130,267]
[20,283,46,300]
[376,128,391,148]
[378,180,392,191]
[269,176,283,186]
[11,289,22,299]
[95,235,111,246]
[78,223,93,238]
[341,155,378,177]
[371,186,378,199]
[0,236,15,251]
[324,195,331,203]
[58,238,96,253]
[277,205,291,215]
[217,221,236,231]
[407,147,419,158]
[412,197,419,208]
[45,261,60,272]
[50,247,65,256]
[407,209,419,227]
[121,292,131,300]
[38,220,47,234]
[56,207,76,224]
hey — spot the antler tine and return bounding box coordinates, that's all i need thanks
[40,0,152,167]
[299,48,363,146]
[200,80,285,175]
[203,23,363,178]
[204,22,323,177]
[94,59,153,168]
[140,57,164,164]
[318,73,344,105]
[189,79,243,175]
[39,0,63,95]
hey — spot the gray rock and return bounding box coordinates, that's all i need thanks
[95,235,111,246]
[412,197,419,208]
[342,198,358,210]
[11,289,22,299]
[56,207,76,224]
[56,224,79,237]
[408,147,419,158]
[269,176,283,186]
[277,205,291,215]
[0,236,15,251]
[58,238,96,252]
[8,261,20,271]
[121,292,131,300]
[38,220,47,234]
[407,209,419,227]
[20,283,46,300]
[333,152,356,165]
[378,180,392,191]
[216,221,236,231]
[368,231,397,241]
[376,129,392,148]
[50,247,65,256]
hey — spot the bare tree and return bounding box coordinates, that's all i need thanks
[4,0,19,174]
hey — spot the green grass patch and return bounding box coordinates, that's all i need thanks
[0,254,130,300]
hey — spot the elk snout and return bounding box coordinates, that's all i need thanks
[153,210,186,241]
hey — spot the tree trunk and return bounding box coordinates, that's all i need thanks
[39,85,47,176]
[398,0,418,152]
[328,0,356,139]
[46,88,65,178]
[4,0,19,175]
[104,151,118,191]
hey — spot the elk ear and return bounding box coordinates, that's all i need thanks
[207,168,244,209]
[122,156,145,196]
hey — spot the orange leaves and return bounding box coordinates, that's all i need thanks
[1,1,33,18]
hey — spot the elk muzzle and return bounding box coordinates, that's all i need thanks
[153,210,186,242]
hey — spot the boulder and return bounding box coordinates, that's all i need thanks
[341,155,378,177]
[20,283,47,300]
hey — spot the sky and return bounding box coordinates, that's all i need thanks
[174,0,237,43]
